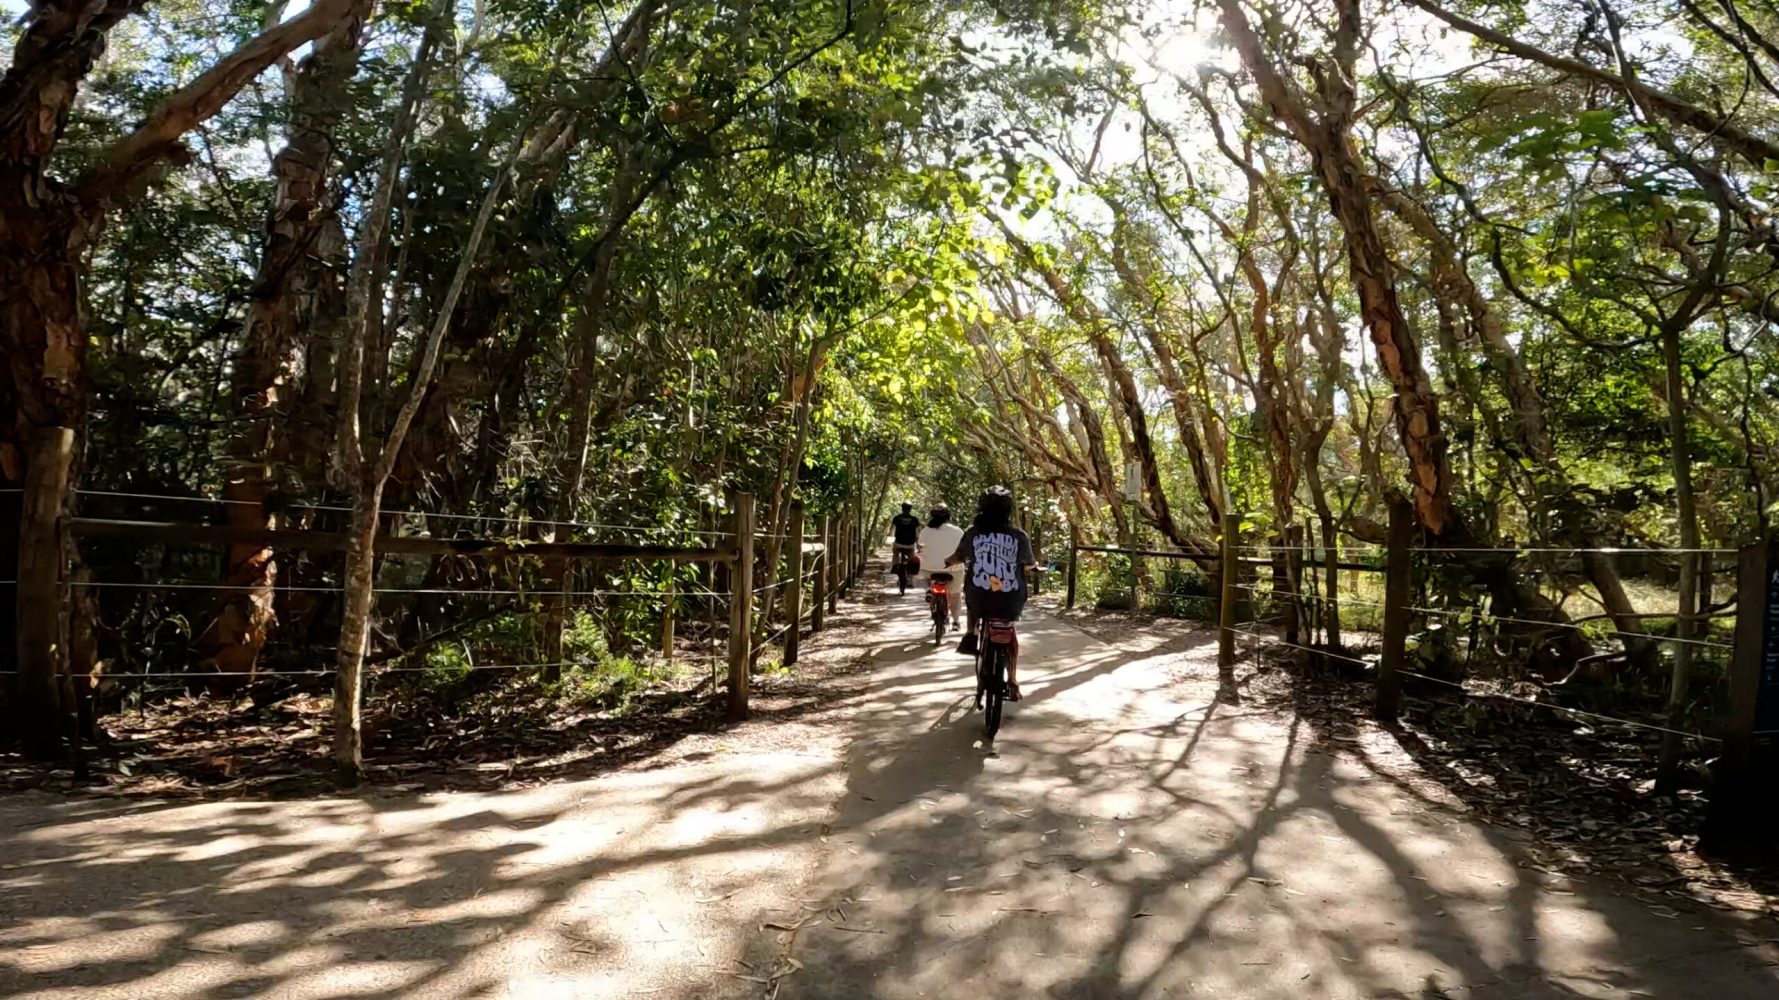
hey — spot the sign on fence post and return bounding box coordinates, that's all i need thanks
[785,501,805,667]
[1706,533,1779,850]
[727,494,755,722]
[1375,496,1415,721]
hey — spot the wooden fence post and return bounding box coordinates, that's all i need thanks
[835,515,848,596]
[1706,532,1779,850]
[1282,525,1304,647]
[17,427,75,761]
[850,500,863,585]
[1066,544,1079,610]
[829,515,843,612]
[834,515,846,596]
[1217,522,1237,687]
[785,501,805,666]
[1375,496,1415,721]
[842,514,852,599]
[851,510,863,585]
[541,560,568,682]
[727,494,755,721]
[660,567,676,661]
[1130,552,1142,611]
[811,516,829,633]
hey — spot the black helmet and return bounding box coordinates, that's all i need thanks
[977,485,1014,521]
[927,504,951,527]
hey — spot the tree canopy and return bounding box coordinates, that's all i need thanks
[5,0,1779,777]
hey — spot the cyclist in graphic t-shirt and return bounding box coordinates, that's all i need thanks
[889,503,921,588]
[947,485,1036,701]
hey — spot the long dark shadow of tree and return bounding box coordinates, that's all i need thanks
[1263,658,1779,909]
[0,600,890,800]
[0,744,864,998]
[780,619,1779,999]
[0,599,899,999]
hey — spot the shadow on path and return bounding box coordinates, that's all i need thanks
[780,598,1779,999]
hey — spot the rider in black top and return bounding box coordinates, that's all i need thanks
[891,503,921,546]
[890,503,921,583]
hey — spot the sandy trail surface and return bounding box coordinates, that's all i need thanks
[4,575,1776,999]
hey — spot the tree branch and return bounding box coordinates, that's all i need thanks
[75,0,358,208]
[1406,0,1779,167]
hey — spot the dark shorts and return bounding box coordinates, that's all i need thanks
[968,591,1025,622]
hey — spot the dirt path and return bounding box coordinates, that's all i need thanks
[780,592,1779,999]
[3,572,1777,999]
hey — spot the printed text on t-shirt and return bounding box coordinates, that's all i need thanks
[971,532,1023,594]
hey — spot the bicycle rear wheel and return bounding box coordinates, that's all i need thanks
[933,608,945,644]
[982,648,1005,742]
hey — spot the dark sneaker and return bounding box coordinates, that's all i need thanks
[957,633,979,656]
[1006,682,1022,702]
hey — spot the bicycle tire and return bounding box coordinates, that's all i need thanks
[933,608,945,644]
[983,650,1004,742]
[974,637,987,709]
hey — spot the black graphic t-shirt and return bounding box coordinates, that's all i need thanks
[956,526,1035,620]
[891,512,921,545]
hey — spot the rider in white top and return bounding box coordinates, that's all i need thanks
[917,505,965,628]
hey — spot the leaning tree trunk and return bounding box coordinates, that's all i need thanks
[204,1,373,680]
[2,0,360,747]
[1657,322,1702,784]
[1376,182,1653,663]
[1217,0,1462,540]
[1217,0,1600,674]
[0,196,87,757]
[1004,221,1201,555]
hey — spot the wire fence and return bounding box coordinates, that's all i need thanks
[72,488,746,540]
[6,502,850,700]
[1072,533,1756,754]
[1286,555,1731,740]
[1226,612,1725,743]
[69,579,741,599]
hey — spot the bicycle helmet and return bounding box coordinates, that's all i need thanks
[977,485,1014,522]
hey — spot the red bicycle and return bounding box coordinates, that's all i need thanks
[973,618,1015,742]
[925,572,952,644]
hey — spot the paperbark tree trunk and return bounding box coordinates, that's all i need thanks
[1217,0,1462,540]
[1375,181,1651,662]
[1,0,358,728]
[1001,221,1204,555]
[204,0,375,680]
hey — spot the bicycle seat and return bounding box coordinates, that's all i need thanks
[928,572,953,582]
